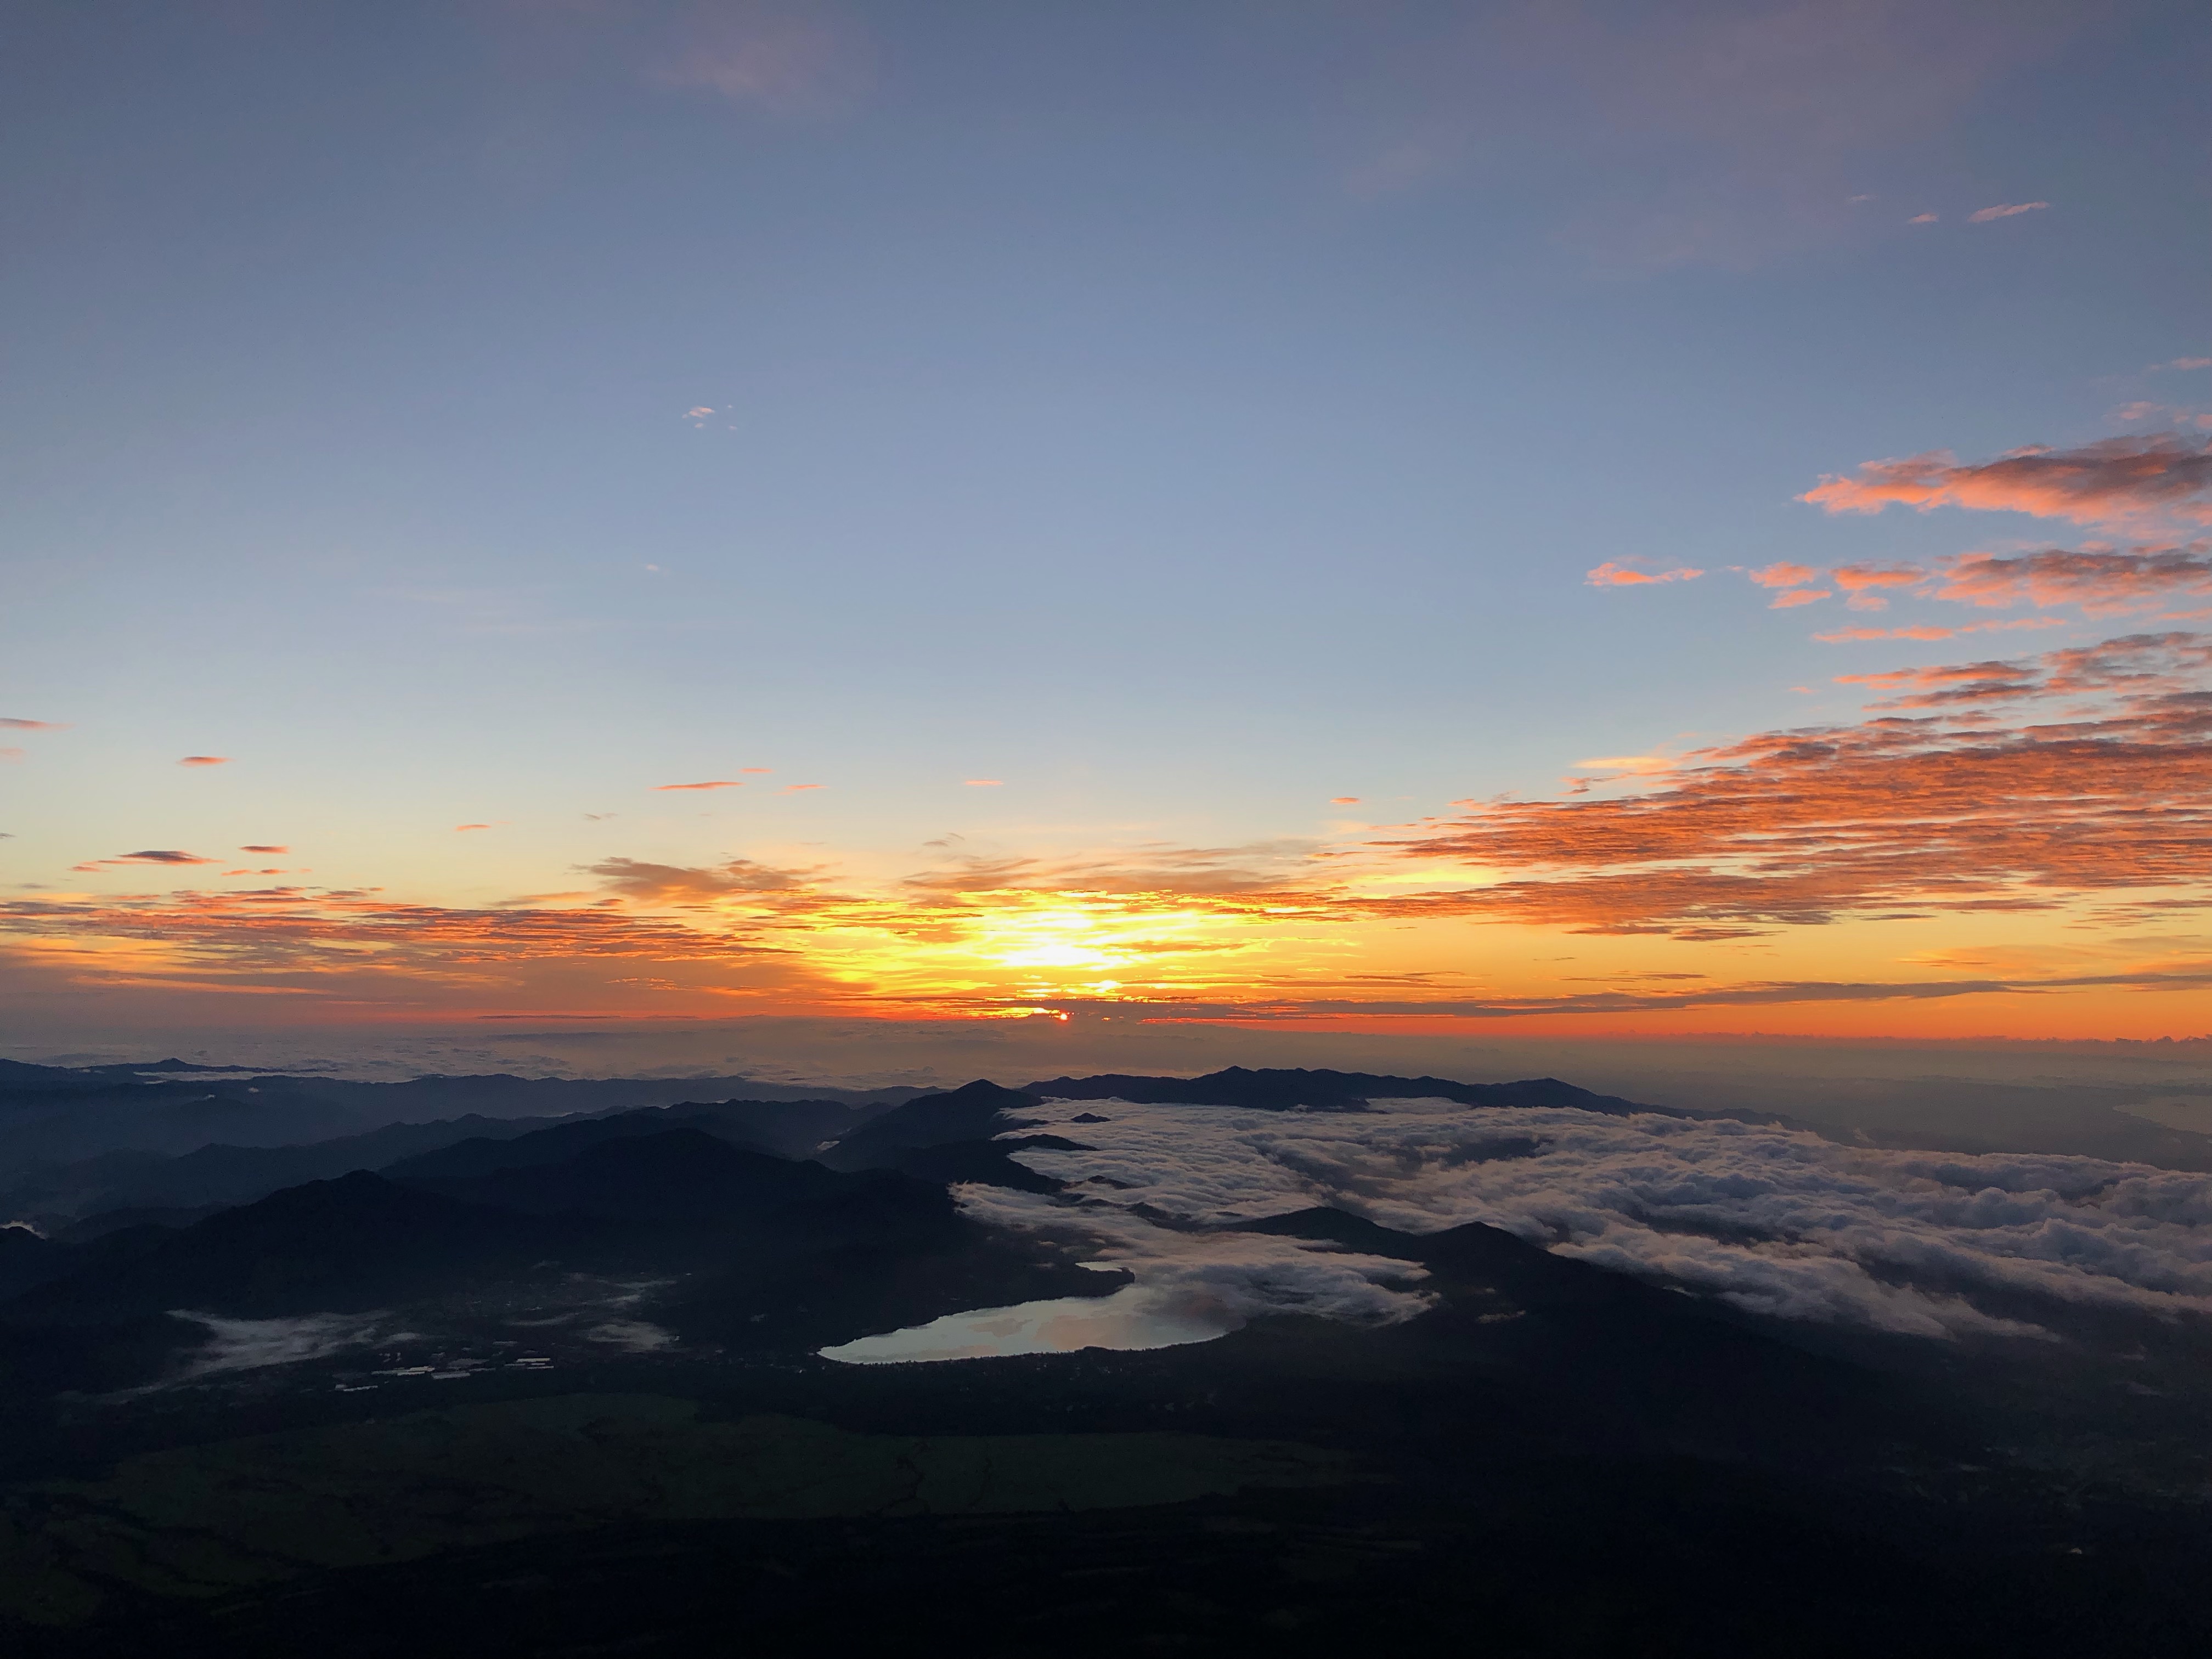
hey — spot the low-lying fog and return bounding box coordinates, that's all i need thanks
[831,1094,2212,1363]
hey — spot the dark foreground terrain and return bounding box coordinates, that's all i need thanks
[1,1068,2207,1656]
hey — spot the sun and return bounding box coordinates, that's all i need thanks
[980,907,1130,972]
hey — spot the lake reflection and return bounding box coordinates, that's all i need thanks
[819,1284,1237,1365]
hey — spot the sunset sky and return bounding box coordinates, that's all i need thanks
[4,0,2209,1065]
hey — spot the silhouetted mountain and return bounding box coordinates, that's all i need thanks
[0,1225,55,1300]
[401,1129,849,1226]
[663,1165,1121,1352]
[9,1113,584,1224]
[818,1081,1045,1170]
[382,1113,754,1183]
[0,1067,918,1180]
[1,1172,575,1327]
[52,1205,232,1243]
[885,1135,1084,1194]
[1022,1066,1696,1116]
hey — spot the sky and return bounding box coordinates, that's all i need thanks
[3,0,2210,1071]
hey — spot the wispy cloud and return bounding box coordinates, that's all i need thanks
[1803,436,2212,527]
[178,755,230,768]
[963,779,1003,787]
[1747,562,1816,588]
[454,823,495,833]
[1830,562,1925,610]
[1376,631,2212,938]
[1587,561,1703,586]
[654,780,746,792]
[654,0,872,117]
[1811,619,2062,644]
[239,845,290,854]
[1968,201,2050,222]
[0,718,67,731]
[1932,545,2212,616]
[585,856,810,901]
[71,850,223,872]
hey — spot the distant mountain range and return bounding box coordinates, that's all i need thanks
[0,1062,2208,1655]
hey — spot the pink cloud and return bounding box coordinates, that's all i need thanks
[1908,213,1938,224]
[1812,619,2064,645]
[1769,588,1832,609]
[1836,631,2212,710]
[1746,562,1818,588]
[1330,797,1362,805]
[0,748,21,761]
[1802,436,2212,527]
[654,780,746,792]
[742,767,772,774]
[1968,201,2050,223]
[781,783,825,794]
[455,823,494,833]
[1831,562,1925,611]
[2163,358,2212,373]
[1814,624,1957,643]
[239,844,289,854]
[1378,631,2212,939]
[1585,562,1703,586]
[0,718,66,731]
[963,779,1003,787]
[1932,546,2212,616]
[178,755,229,768]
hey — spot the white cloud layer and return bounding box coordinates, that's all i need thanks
[964,1099,2212,1342]
[168,1310,386,1379]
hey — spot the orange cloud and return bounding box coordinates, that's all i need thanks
[0,748,20,762]
[1747,562,1817,588]
[1831,563,1925,612]
[1816,625,1956,643]
[1803,436,2212,527]
[654,780,746,792]
[1379,630,2212,938]
[1769,588,1831,608]
[1968,201,2049,222]
[178,755,229,768]
[1931,546,2212,616]
[239,845,289,854]
[1810,620,2063,644]
[781,783,824,793]
[584,856,811,902]
[454,823,494,833]
[1330,797,1362,805]
[1587,561,1703,586]
[0,718,66,731]
[964,779,1003,787]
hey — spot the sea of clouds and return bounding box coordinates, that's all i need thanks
[941,1099,2212,1345]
